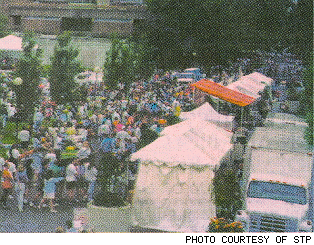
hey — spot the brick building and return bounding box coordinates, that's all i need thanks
[0,0,148,37]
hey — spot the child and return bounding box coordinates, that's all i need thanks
[38,170,63,212]
[0,163,14,209]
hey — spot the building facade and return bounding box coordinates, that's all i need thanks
[0,0,148,37]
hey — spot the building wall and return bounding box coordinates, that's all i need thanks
[2,0,148,37]
[22,17,61,35]
[92,19,133,36]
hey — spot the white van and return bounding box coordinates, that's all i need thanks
[235,113,313,232]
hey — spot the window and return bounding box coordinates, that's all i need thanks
[247,180,307,205]
[11,15,22,26]
[61,17,93,31]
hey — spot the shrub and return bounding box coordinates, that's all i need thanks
[207,217,244,233]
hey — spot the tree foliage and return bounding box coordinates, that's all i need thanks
[289,0,313,65]
[103,35,152,91]
[0,13,9,38]
[142,0,304,71]
[13,32,43,121]
[301,66,313,146]
[213,168,242,220]
[49,31,83,105]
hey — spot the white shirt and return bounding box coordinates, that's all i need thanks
[116,130,131,140]
[84,163,98,182]
[45,153,57,163]
[8,105,16,118]
[0,157,5,171]
[131,136,138,144]
[112,111,121,121]
[18,130,30,142]
[77,147,91,160]
[66,163,77,182]
[8,161,16,174]
[12,149,20,159]
[54,136,63,150]
[48,127,58,138]
[78,128,88,139]
[34,111,44,122]
[134,127,141,139]
[98,124,111,135]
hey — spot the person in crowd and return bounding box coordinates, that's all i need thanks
[18,126,30,150]
[65,220,78,233]
[77,141,91,160]
[84,159,97,202]
[33,109,44,133]
[55,226,65,233]
[15,164,29,212]
[6,159,17,182]
[0,163,14,209]
[65,159,78,204]
[31,148,44,184]
[8,144,20,167]
[37,170,63,212]
[76,159,87,202]
[0,156,5,176]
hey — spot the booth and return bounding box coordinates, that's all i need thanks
[226,72,273,99]
[130,119,233,232]
[0,35,23,61]
[179,102,234,131]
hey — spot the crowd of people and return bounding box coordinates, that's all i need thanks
[0,49,306,217]
[0,70,195,212]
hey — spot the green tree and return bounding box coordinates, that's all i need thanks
[287,0,313,145]
[0,13,9,38]
[103,36,139,92]
[142,0,295,71]
[213,168,242,220]
[131,33,156,81]
[300,66,313,146]
[12,32,43,121]
[49,31,83,105]
[290,0,313,65]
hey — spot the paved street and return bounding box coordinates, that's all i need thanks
[0,198,75,233]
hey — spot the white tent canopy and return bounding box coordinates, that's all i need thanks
[0,35,23,51]
[135,119,233,166]
[226,72,273,98]
[131,119,233,232]
[179,102,234,131]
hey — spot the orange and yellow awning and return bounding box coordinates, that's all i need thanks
[192,79,256,107]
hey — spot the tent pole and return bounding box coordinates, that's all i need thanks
[240,107,244,128]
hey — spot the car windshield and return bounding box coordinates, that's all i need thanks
[247,181,307,205]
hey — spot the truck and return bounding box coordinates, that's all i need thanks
[183,68,206,81]
[172,68,206,83]
[235,113,313,232]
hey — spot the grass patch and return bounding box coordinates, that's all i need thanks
[0,146,8,159]
[0,121,31,144]
[1,122,18,144]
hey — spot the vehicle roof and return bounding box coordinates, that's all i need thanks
[248,113,310,153]
[249,148,312,186]
[177,78,195,83]
[184,68,201,72]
